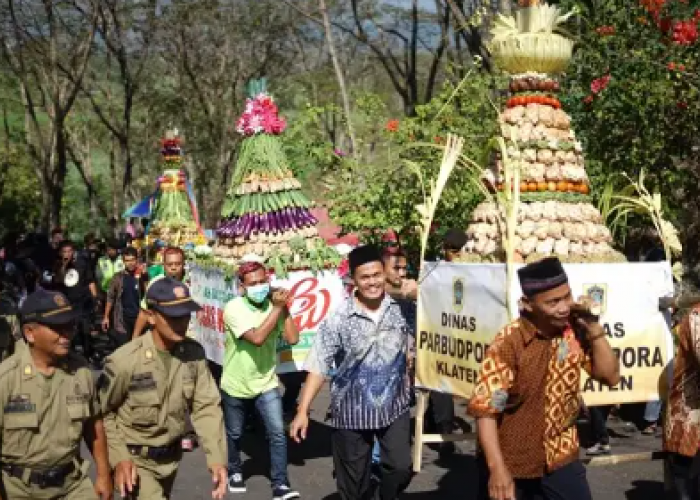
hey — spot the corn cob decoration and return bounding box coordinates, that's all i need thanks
[215,79,340,276]
[461,2,626,264]
[146,130,205,248]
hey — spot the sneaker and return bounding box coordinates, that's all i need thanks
[228,473,246,493]
[585,443,611,456]
[273,484,300,500]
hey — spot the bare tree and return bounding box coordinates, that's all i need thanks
[77,0,158,199]
[0,0,97,230]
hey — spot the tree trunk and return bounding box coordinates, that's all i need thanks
[110,138,120,222]
[319,0,357,155]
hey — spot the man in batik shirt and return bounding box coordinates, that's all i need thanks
[290,244,414,500]
[468,257,620,500]
[664,304,700,499]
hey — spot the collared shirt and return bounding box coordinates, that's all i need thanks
[98,331,226,468]
[664,306,700,457]
[305,293,414,430]
[107,271,143,336]
[467,318,590,478]
[0,347,98,468]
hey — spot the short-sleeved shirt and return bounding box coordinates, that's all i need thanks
[221,297,283,398]
[0,348,99,468]
[54,257,95,310]
[121,273,140,319]
[304,292,414,430]
[664,306,700,457]
[467,318,590,478]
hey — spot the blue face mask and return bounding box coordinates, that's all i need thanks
[246,283,270,304]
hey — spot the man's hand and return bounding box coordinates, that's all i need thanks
[94,471,113,499]
[488,463,515,500]
[209,464,227,499]
[289,412,309,444]
[400,279,418,300]
[101,317,110,332]
[114,460,138,497]
[271,288,290,308]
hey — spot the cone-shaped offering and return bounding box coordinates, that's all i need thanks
[463,1,625,263]
[147,130,205,247]
[215,79,340,275]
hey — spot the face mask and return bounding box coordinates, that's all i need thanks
[246,283,270,304]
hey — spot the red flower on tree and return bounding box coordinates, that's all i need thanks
[590,74,611,95]
[672,20,699,45]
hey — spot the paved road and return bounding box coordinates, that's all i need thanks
[87,390,666,499]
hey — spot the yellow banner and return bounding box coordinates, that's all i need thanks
[416,262,674,406]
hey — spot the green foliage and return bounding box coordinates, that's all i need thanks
[0,147,41,234]
[328,72,504,258]
[558,0,700,249]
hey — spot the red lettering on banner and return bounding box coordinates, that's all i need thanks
[289,277,331,331]
[196,305,225,334]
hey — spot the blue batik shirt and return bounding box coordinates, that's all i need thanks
[305,292,415,430]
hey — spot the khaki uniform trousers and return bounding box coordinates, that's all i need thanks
[0,466,96,500]
[130,455,180,500]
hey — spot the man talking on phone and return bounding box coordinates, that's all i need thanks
[468,257,620,500]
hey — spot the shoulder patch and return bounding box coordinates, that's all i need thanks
[174,339,205,363]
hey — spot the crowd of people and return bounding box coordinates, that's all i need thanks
[0,226,695,500]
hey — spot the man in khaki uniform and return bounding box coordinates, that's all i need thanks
[98,277,227,499]
[0,289,112,499]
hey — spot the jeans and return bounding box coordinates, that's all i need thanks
[220,388,289,488]
[372,439,381,465]
[645,400,663,423]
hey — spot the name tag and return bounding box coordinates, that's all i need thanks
[4,402,35,414]
[129,372,157,392]
[67,394,90,405]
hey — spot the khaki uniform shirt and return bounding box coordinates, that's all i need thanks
[98,332,226,468]
[0,347,98,468]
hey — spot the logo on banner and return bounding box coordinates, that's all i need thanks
[583,283,608,315]
[452,278,464,312]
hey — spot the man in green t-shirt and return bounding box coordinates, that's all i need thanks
[221,261,300,500]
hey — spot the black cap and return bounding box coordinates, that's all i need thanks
[518,257,568,297]
[146,277,202,317]
[443,228,468,251]
[20,289,78,325]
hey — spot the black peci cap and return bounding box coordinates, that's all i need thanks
[518,257,569,297]
[146,277,202,317]
[349,244,383,274]
[20,290,78,325]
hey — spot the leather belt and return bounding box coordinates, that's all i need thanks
[127,440,181,460]
[1,460,77,489]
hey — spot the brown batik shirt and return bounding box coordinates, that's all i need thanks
[664,306,700,458]
[467,317,590,478]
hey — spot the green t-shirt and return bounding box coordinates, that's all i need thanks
[221,296,283,398]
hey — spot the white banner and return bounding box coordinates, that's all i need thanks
[416,262,674,406]
[189,265,346,373]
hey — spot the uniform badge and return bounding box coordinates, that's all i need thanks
[173,287,186,299]
[23,364,32,376]
[54,294,68,307]
[64,269,80,287]
[145,349,153,360]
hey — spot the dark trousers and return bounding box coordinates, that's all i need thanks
[279,371,306,414]
[71,313,93,359]
[332,411,412,500]
[481,460,592,500]
[122,315,137,343]
[665,452,700,500]
[588,405,611,445]
[427,391,455,431]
